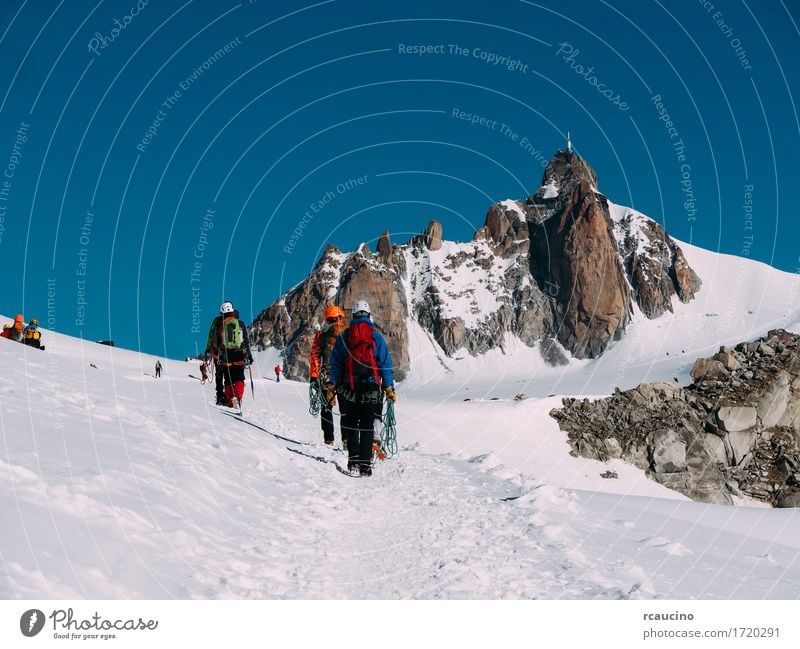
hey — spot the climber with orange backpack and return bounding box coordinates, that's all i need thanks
[309,305,348,447]
[9,314,25,342]
[327,300,395,477]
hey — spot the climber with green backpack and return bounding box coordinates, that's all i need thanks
[206,301,253,409]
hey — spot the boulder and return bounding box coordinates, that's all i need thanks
[690,358,729,382]
[787,353,800,376]
[727,430,758,465]
[717,406,758,432]
[778,398,800,432]
[776,491,800,508]
[758,343,776,356]
[649,429,687,473]
[604,437,623,459]
[650,381,682,398]
[704,433,728,465]
[757,371,791,428]
[714,349,741,371]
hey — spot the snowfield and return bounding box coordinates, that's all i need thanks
[3,237,800,599]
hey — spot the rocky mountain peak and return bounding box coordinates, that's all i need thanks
[475,200,530,258]
[377,230,392,264]
[424,220,443,250]
[535,149,598,200]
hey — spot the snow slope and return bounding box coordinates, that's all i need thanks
[2,305,800,599]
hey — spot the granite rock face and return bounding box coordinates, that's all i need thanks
[528,150,700,357]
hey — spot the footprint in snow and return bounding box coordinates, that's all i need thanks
[640,536,693,556]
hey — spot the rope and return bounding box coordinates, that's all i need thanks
[308,380,322,418]
[380,400,398,458]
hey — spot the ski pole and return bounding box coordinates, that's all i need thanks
[249,364,255,398]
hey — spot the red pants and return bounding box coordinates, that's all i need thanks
[225,380,245,406]
[222,362,246,407]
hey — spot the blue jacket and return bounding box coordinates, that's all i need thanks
[329,316,394,388]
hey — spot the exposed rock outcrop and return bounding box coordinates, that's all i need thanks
[337,248,410,379]
[377,230,393,265]
[478,200,530,258]
[550,329,800,507]
[611,203,701,318]
[424,220,443,251]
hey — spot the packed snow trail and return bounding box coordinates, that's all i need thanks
[125,407,647,599]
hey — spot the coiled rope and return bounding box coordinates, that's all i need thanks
[380,400,398,458]
[308,380,322,418]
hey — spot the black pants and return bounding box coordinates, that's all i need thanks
[223,362,245,386]
[321,405,343,444]
[214,360,225,402]
[155,367,161,378]
[339,385,382,468]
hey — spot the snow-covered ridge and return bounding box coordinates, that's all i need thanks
[608,200,654,257]
[405,239,521,329]
[499,199,528,221]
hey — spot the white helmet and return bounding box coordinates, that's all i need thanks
[352,299,370,318]
[220,301,234,314]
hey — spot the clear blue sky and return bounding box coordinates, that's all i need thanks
[1,0,798,358]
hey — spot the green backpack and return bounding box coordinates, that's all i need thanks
[220,316,243,350]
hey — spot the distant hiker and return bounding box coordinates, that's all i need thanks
[274,364,282,383]
[1,324,11,339]
[205,303,230,405]
[10,314,25,342]
[328,299,395,477]
[207,301,253,409]
[23,319,42,348]
[309,305,347,447]
[200,359,209,384]
[155,360,162,378]
[89,363,98,369]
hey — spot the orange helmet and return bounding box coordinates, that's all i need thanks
[14,314,23,323]
[323,305,345,321]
